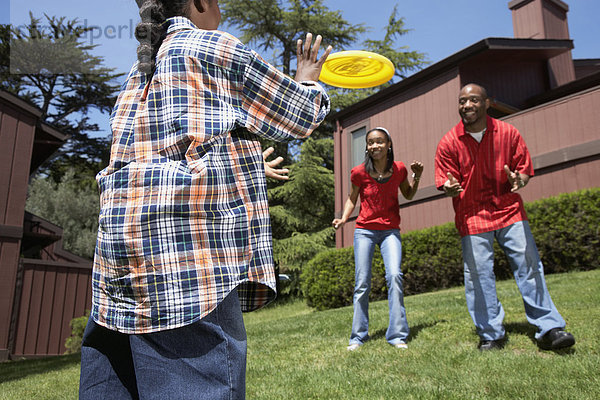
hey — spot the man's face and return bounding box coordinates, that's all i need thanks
[458,85,489,129]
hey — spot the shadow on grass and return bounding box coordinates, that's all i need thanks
[0,353,81,383]
[370,320,446,343]
[504,322,576,355]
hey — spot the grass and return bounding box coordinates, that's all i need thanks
[1,270,599,399]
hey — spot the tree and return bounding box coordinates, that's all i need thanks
[26,169,100,259]
[220,0,365,75]
[221,1,428,296]
[268,137,336,294]
[327,5,428,112]
[220,0,366,159]
[0,14,122,181]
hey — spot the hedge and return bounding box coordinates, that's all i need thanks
[302,188,600,311]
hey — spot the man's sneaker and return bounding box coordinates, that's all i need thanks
[347,343,362,351]
[478,338,505,351]
[538,328,575,350]
[393,342,408,349]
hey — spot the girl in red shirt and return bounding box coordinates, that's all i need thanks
[332,127,423,350]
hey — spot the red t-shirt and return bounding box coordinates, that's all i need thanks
[434,116,534,237]
[351,161,408,230]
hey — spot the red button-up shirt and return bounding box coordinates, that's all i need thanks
[435,117,534,237]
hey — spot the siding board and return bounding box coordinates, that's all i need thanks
[48,269,67,354]
[0,110,18,223]
[37,268,56,354]
[335,81,600,247]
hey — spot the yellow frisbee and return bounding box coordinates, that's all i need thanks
[319,50,395,89]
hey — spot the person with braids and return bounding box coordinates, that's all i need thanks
[332,127,423,351]
[79,0,331,398]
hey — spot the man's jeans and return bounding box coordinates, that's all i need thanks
[461,220,565,341]
[79,288,247,400]
[350,228,409,346]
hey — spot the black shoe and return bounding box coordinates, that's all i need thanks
[478,338,505,351]
[538,328,575,350]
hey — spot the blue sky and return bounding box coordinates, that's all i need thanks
[3,0,599,135]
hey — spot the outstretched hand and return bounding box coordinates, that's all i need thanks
[294,33,333,82]
[332,218,345,230]
[443,172,463,197]
[263,147,289,181]
[503,165,529,192]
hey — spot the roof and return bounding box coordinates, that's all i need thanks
[30,122,69,172]
[508,0,568,12]
[526,71,600,106]
[0,89,69,172]
[0,89,41,118]
[330,37,573,121]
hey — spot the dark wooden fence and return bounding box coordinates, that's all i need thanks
[1,89,92,360]
[9,259,92,358]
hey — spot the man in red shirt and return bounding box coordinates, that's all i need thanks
[434,83,575,351]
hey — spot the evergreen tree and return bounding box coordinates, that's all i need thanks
[220,0,365,75]
[327,5,428,111]
[0,14,122,182]
[268,137,336,294]
[26,169,99,259]
[221,2,428,294]
[220,0,366,159]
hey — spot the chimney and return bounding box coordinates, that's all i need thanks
[508,0,575,88]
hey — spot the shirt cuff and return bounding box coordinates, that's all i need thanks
[299,80,326,92]
[299,80,330,118]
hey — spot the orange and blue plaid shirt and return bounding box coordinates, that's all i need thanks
[92,17,329,333]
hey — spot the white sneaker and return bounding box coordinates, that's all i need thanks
[347,343,362,351]
[393,342,408,349]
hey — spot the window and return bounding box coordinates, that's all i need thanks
[350,126,366,168]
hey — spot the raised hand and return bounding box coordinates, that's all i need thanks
[294,33,333,82]
[503,165,528,192]
[263,147,289,181]
[443,172,463,197]
[411,161,424,178]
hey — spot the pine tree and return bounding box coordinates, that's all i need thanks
[1,13,122,182]
[221,2,428,294]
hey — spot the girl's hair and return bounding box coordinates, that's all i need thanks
[134,0,192,75]
[364,127,394,175]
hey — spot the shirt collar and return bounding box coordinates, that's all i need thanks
[165,16,199,34]
[457,116,494,137]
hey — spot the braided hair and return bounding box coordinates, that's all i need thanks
[134,0,192,75]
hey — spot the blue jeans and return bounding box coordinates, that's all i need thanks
[350,228,409,345]
[79,288,247,400]
[461,220,565,341]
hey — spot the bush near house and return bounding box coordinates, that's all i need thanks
[302,188,600,311]
[64,311,89,354]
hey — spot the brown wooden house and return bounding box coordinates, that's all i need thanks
[0,89,92,360]
[333,0,600,248]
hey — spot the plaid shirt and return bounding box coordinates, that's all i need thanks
[92,17,329,334]
[434,117,533,237]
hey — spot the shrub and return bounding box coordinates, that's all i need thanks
[526,189,600,273]
[303,188,600,310]
[302,246,386,311]
[64,310,90,354]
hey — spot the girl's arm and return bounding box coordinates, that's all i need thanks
[332,184,359,229]
[400,161,424,200]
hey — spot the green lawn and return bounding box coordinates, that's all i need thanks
[1,270,599,400]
